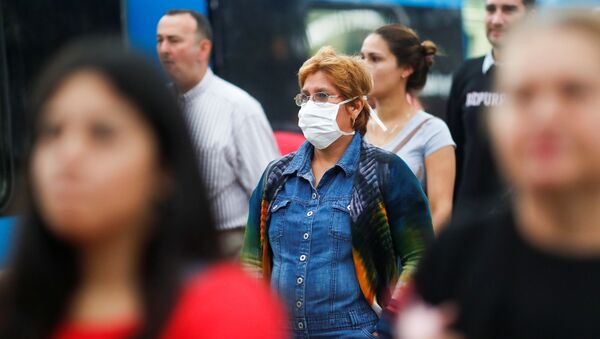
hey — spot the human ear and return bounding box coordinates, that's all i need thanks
[401,66,414,79]
[345,98,364,120]
[198,39,212,62]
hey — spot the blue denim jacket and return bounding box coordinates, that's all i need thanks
[268,134,378,335]
[243,133,434,338]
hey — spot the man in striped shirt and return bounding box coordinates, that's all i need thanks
[157,9,279,257]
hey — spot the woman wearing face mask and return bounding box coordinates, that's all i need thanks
[242,46,434,338]
[397,11,600,339]
[361,25,455,232]
[0,39,286,339]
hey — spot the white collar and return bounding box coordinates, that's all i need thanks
[181,68,214,101]
[482,50,495,74]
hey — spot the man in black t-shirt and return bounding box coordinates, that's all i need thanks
[447,0,535,218]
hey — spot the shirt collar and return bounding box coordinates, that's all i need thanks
[181,68,214,101]
[482,50,496,74]
[283,134,362,178]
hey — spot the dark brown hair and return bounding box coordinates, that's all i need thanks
[0,38,219,339]
[374,24,437,93]
[522,0,536,9]
[165,9,213,41]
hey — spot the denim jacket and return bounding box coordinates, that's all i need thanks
[242,134,434,331]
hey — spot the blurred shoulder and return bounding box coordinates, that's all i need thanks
[181,263,280,304]
[419,111,451,132]
[452,55,486,82]
[162,263,287,339]
[414,206,513,303]
[209,74,264,117]
[418,111,455,149]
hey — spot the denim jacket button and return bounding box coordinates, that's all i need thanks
[311,193,317,199]
[296,300,303,308]
[299,255,307,262]
[306,211,313,217]
[303,233,309,240]
[298,322,304,329]
[297,277,303,284]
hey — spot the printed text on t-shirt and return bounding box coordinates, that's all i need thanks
[465,91,505,108]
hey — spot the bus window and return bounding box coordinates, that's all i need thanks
[305,2,463,119]
[305,8,398,55]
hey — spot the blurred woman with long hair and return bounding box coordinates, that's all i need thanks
[0,39,285,339]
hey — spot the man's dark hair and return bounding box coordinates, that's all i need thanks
[165,9,213,41]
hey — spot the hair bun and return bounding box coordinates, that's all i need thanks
[420,40,437,67]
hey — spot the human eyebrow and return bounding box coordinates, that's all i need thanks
[368,52,383,59]
[165,35,182,41]
[485,4,496,12]
[502,4,519,12]
[315,87,332,94]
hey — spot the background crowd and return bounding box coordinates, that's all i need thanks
[0,0,599,338]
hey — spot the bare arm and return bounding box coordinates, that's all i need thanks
[425,146,456,234]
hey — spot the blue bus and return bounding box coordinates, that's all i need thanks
[0,0,598,265]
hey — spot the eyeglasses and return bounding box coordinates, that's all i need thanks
[294,92,340,107]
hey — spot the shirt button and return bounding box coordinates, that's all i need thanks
[298,322,304,329]
[307,211,313,217]
[303,233,309,240]
[296,301,303,308]
[299,254,307,262]
[311,193,317,199]
[297,277,304,284]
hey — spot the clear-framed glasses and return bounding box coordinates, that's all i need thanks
[294,92,340,107]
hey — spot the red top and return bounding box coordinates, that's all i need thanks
[274,131,305,155]
[53,264,287,339]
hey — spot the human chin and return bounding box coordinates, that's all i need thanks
[518,153,578,191]
[487,30,504,46]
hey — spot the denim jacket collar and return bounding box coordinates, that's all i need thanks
[283,134,362,178]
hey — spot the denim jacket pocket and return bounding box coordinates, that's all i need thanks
[329,200,352,240]
[268,198,290,242]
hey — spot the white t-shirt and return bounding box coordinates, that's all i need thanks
[367,111,455,191]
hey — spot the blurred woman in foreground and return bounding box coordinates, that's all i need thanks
[0,39,285,339]
[398,11,600,339]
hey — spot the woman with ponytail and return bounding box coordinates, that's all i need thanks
[361,25,456,233]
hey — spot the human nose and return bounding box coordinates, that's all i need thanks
[157,41,170,55]
[55,130,88,169]
[491,10,505,26]
[531,93,562,127]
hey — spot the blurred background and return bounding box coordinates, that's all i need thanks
[0,0,598,265]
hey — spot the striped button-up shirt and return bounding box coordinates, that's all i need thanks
[180,69,279,230]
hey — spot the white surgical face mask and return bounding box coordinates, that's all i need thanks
[298,97,357,150]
